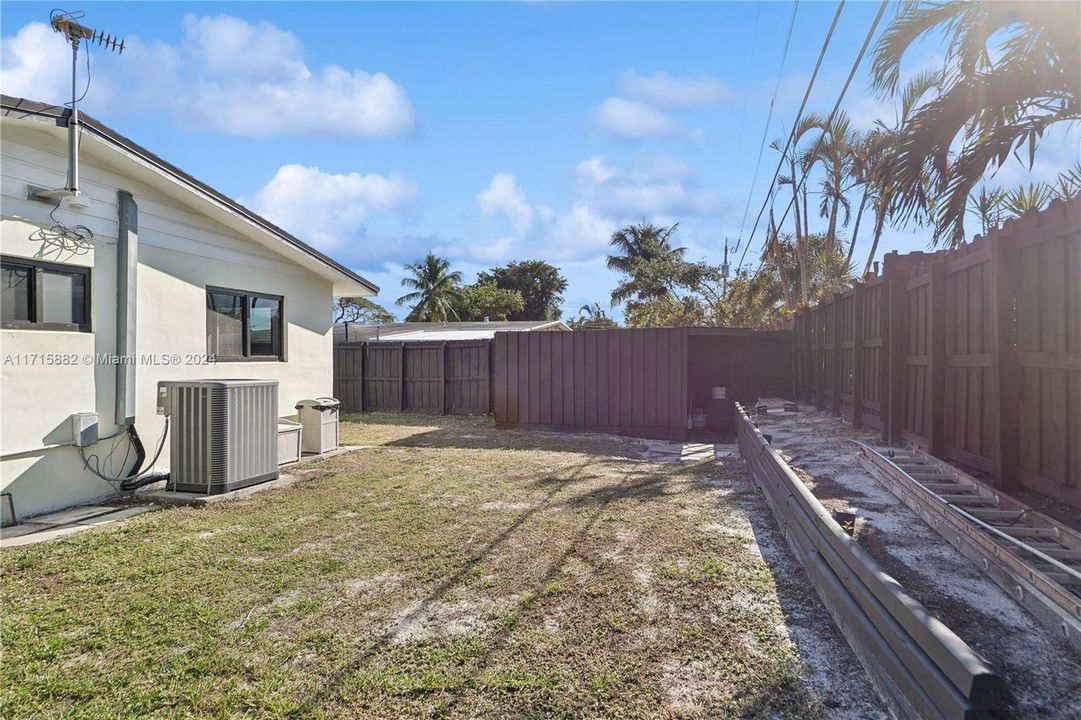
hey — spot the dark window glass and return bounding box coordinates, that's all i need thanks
[1,257,89,330]
[41,269,86,324]
[2,265,32,322]
[205,288,284,360]
[249,296,282,357]
[206,290,245,357]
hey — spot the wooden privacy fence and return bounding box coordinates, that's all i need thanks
[333,340,490,415]
[793,196,1081,509]
[491,327,792,439]
[333,328,794,439]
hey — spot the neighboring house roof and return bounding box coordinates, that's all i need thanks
[335,320,571,343]
[1,95,377,296]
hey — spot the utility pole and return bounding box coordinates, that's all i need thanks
[722,237,730,298]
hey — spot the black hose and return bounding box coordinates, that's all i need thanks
[119,421,169,492]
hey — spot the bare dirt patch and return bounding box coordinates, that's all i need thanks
[758,407,1081,719]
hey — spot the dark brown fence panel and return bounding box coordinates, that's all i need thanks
[790,196,1080,510]
[822,304,836,410]
[402,342,444,413]
[903,270,934,448]
[838,291,856,419]
[943,245,995,472]
[364,342,404,411]
[859,278,886,431]
[1014,202,1081,507]
[445,341,490,415]
[333,343,364,412]
[492,327,789,440]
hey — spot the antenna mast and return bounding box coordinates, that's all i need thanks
[36,10,124,199]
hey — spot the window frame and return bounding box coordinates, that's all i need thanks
[206,285,285,362]
[1,255,92,332]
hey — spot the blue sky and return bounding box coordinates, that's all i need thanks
[3,2,1076,321]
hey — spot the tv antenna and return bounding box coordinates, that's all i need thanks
[31,10,124,201]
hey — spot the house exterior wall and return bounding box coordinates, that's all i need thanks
[1,121,334,519]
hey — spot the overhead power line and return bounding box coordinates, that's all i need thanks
[735,0,847,272]
[733,0,798,255]
[766,0,890,258]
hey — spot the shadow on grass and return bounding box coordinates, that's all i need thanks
[305,453,669,712]
[345,412,649,459]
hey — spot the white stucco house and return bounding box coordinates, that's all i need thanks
[1,95,377,520]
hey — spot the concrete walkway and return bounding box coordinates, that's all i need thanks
[2,446,364,548]
[1,505,157,548]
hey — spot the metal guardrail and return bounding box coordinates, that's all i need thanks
[734,403,1004,719]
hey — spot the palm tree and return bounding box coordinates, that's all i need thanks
[606,222,684,273]
[805,111,857,254]
[578,303,608,321]
[872,1,1080,245]
[858,71,942,277]
[396,254,464,322]
[967,186,1007,236]
[844,132,875,268]
[1053,162,1081,201]
[607,222,686,305]
[1004,183,1054,219]
[771,114,823,305]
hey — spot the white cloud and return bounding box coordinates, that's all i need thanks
[548,203,617,259]
[594,97,685,140]
[574,154,722,218]
[0,15,416,138]
[619,70,733,109]
[252,164,416,252]
[469,173,617,263]
[1,23,113,103]
[476,173,535,234]
[575,156,618,185]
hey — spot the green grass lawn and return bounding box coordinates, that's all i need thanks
[2,414,827,719]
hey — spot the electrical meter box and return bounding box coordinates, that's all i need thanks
[70,412,99,447]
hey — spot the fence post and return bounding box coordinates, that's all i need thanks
[883,252,908,444]
[440,341,448,416]
[398,342,405,412]
[816,306,826,410]
[928,262,947,457]
[852,284,865,429]
[990,231,1019,490]
[832,293,844,416]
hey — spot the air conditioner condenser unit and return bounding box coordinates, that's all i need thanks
[157,379,278,494]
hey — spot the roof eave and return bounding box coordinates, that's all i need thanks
[0,95,379,296]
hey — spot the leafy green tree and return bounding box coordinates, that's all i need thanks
[450,282,525,322]
[333,297,394,324]
[396,254,464,322]
[871,1,1080,245]
[477,260,568,321]
[624,295,709,328]
[716,232,855,328]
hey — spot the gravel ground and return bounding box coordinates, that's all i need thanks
[756,406,1081,719]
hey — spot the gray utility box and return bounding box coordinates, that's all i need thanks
[158,379,278,494]
[277,419,302,465]
[296,398,340,455]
